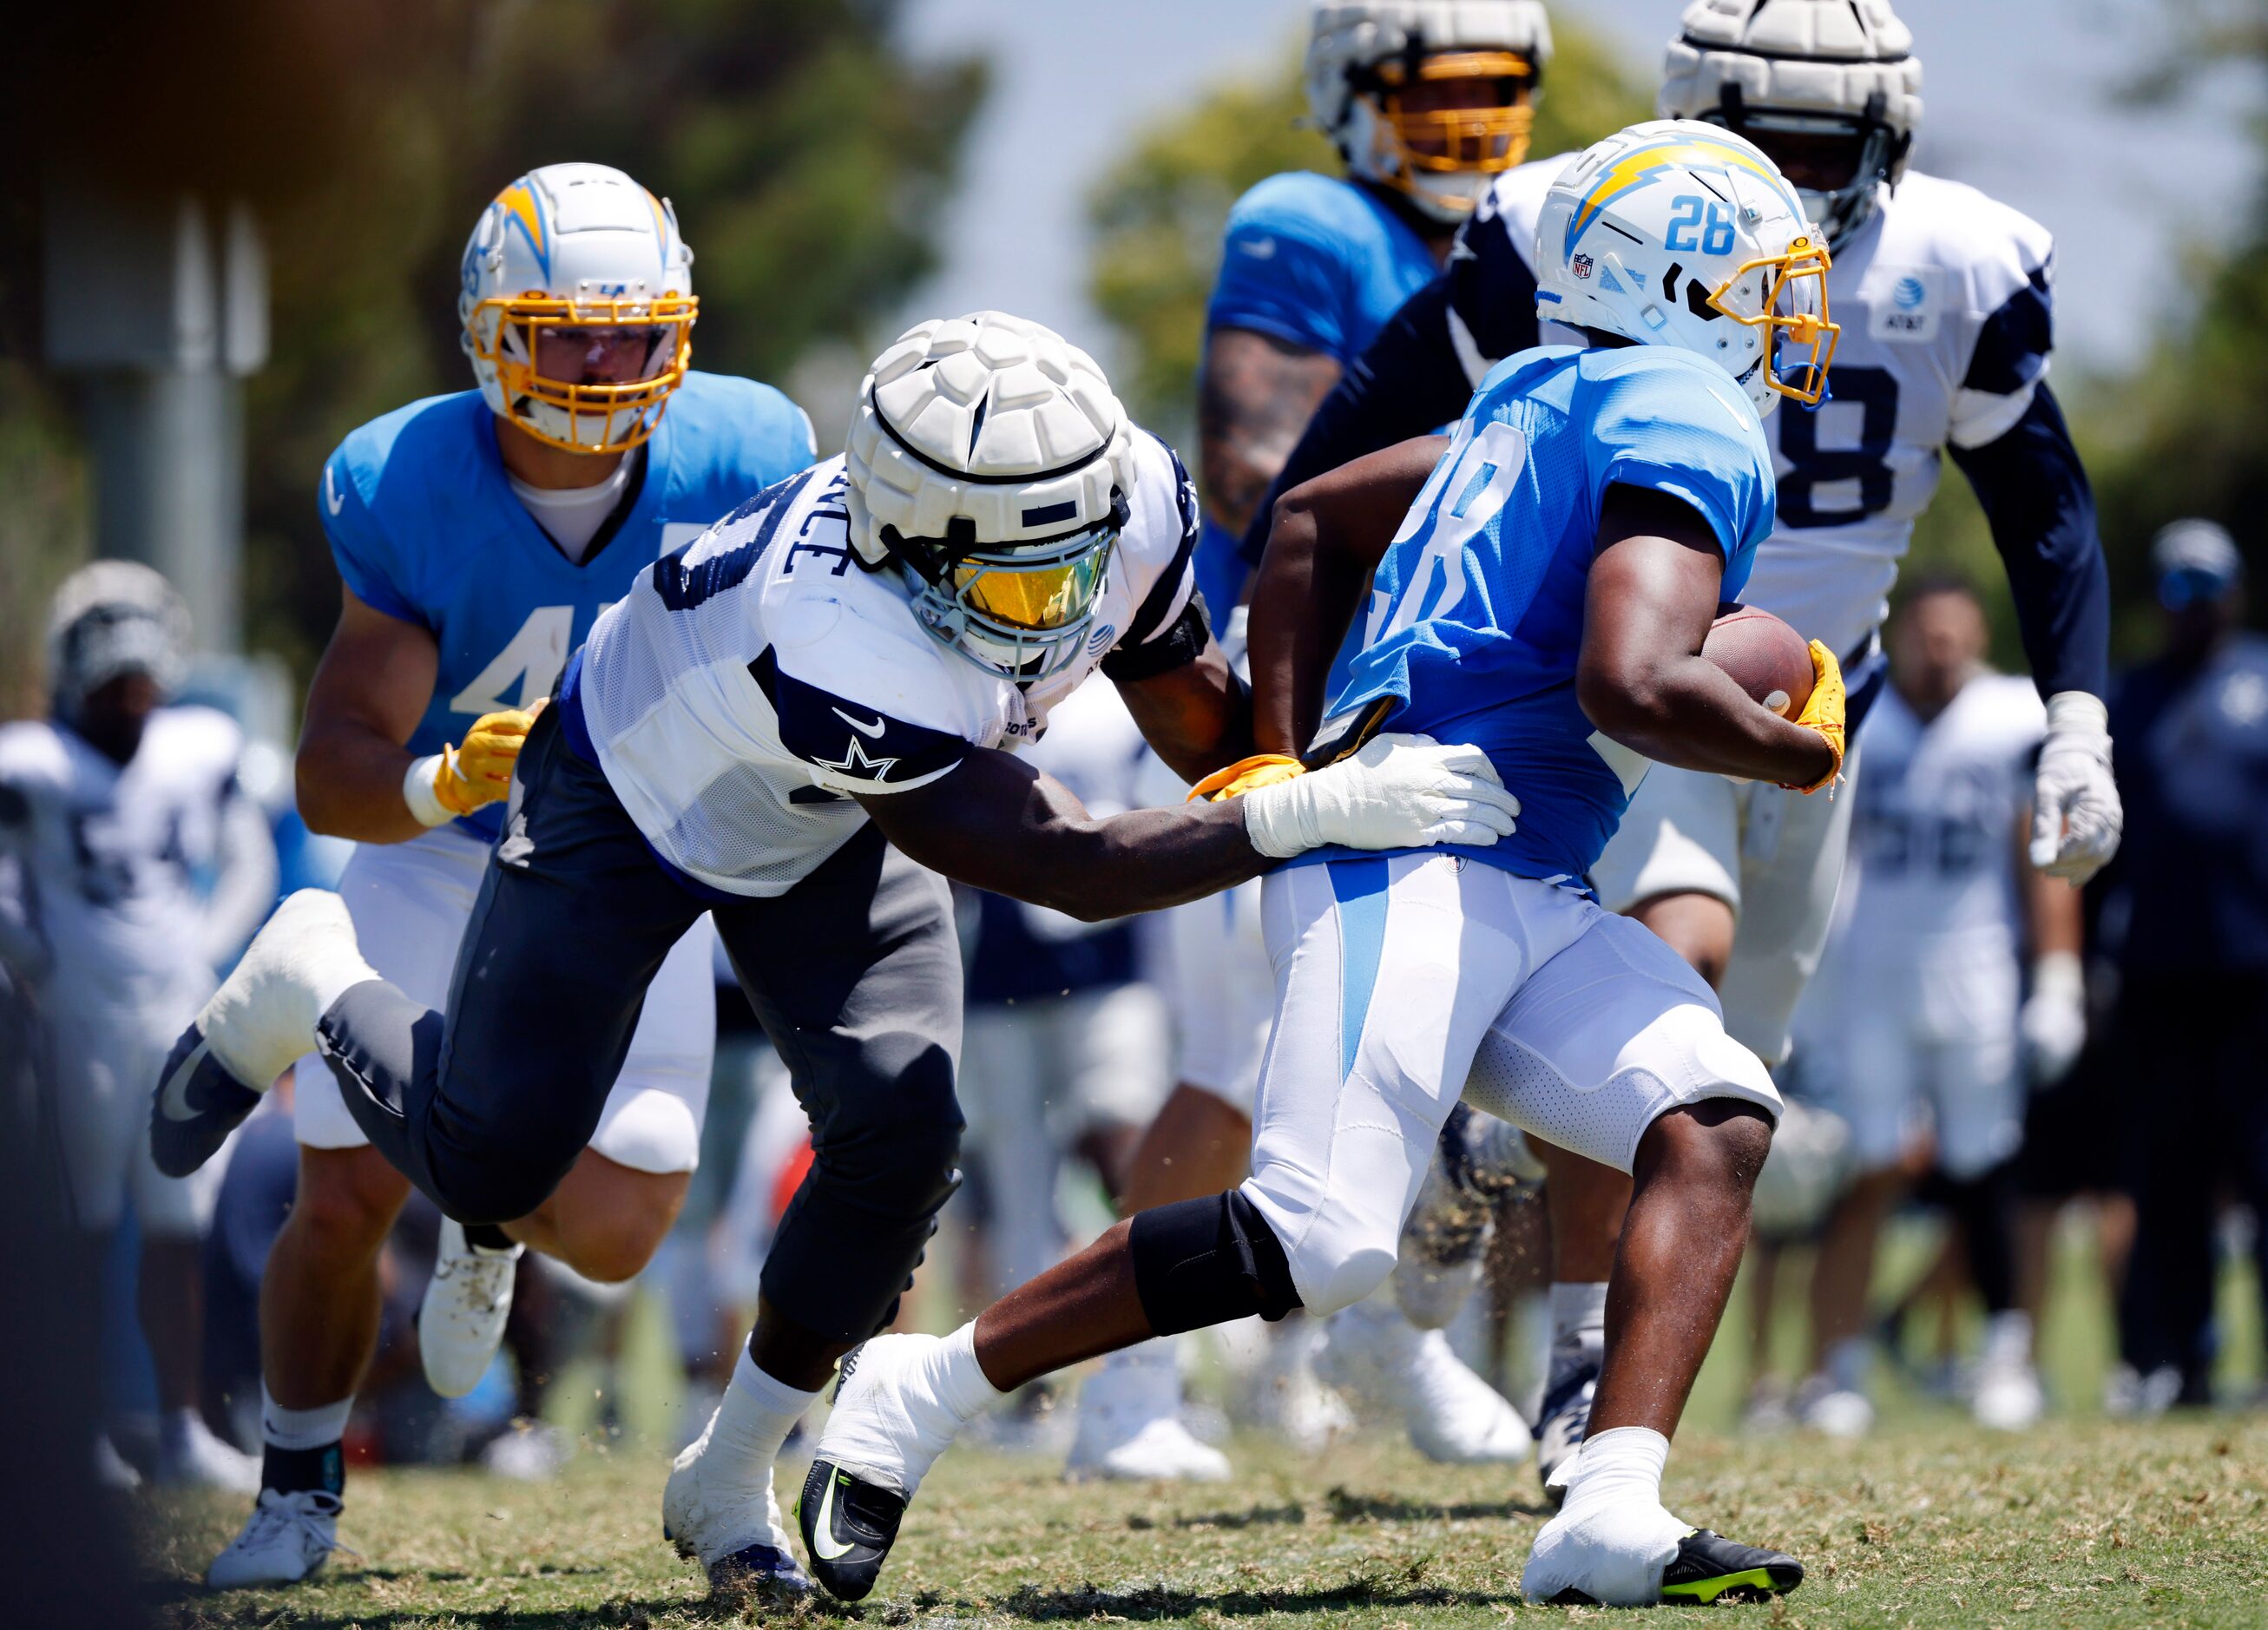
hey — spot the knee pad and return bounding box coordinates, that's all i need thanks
[1128,1191,1301,1336]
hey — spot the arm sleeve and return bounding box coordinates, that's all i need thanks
[1102,437,1202,677]
[1585,365,1775,565]
[319,452,423,625]
[1207,220,1352,358]
[199,781,280,970]
[1948,383,2110,700]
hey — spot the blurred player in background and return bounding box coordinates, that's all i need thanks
[0,562,279,1492]
[1091,0,1551,1482]
[1780,575,2081,1436]
[199,161,816,1587]
[2103,523,2268,1410]
[1248,0,2119,1487]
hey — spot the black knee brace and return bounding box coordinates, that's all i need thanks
[1128,1191,1302,1336]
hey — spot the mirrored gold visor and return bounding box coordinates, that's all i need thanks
[949,527,1117,632]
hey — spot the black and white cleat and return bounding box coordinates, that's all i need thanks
[149,1023,263,1179]
[798,1457,907,1603]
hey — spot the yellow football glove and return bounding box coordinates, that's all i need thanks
[1783,641,1846,795]
[1187,753,1305,803]
[433,703,544,817]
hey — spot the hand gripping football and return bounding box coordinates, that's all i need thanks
[1702,604,1815,719]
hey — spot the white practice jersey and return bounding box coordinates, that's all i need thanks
[0,707,250,1006]
[1453,160,2055,661]
[1841,673,2043,971]
[574,433,1200,897]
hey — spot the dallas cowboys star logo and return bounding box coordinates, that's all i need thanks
[813,733,900,782]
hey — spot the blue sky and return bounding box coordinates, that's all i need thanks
[896,0,2258,375]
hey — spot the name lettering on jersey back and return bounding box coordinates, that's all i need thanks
[784,478,854,576]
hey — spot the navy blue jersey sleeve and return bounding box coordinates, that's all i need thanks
[1443,191,1544,365]
[1236,276,1478,565]
[1948,383,2110,700]
[318,450,422,626]
[748,646,969,795]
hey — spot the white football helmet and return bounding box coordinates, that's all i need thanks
[46,560,191,721]
[1533,119,1838,417]
[1658,0,1923,252]
[457,162,697,454]
[845,312,1137,681]
[1306,2,1554,222]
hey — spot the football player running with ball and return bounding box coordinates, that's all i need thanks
[151,310,1515,1604]
[799,123,1841,1609]
[1088,0,1553,1485]
[1246,0,2120,1485]
[192,163,817,1588]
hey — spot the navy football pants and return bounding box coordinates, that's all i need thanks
[319,705,964,1344]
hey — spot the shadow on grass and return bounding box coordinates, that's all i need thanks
[977,1574,1522,1621]
[1323,1486,1554,1524]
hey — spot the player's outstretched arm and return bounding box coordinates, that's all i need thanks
[854,733,1514,923]
[1111,634,1254,785]
[1579,485,1838,791]
[1246,436,1450,755]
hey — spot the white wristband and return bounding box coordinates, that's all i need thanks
[2031,950,2084,1004]
[1239,778,1314,859]
[402,753,455,829]
[2043,690,2109,742]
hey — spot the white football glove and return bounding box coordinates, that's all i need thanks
[1242,733,1519,859]
[2030,692,2122,884]
[2019,950,2087,1087]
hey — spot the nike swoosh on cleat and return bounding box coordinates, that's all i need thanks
[832,707,886,739]
[810,1470,855,1561]
[156,1036,214,1123]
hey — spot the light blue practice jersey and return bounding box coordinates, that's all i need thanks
[1320,345,1778,885]
[1197,172,1442,621]
[319,371,815,842]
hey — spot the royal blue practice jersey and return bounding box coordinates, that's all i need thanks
[1196,172,1443,621]
[319,371,816,842]
[1315,344,1777,886]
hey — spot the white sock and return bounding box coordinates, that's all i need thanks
[1561,1424,1668,1515]
[708,1348,821,1498]
[925,1322,1008,1428]
[1549,1281,1608,1362]
[262,1387,352,1450]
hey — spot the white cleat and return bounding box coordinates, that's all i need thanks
[1972,1311,2044,1431]
[663,1405,812,1600]
[1522,1491,1687,1606]
[420,1217,523,1399]
[1067,1342,1230,1482]
[156,1411,261,1493]
[1245,1357,1356,1456]
[1795,1376,1875,1439]
[94,1434,141,1491]
[1319,1300,1531,1464]
[206,1489,342,1588]
[1068,1414,1233,1482]
[481,1419,572,1481]
[201,890,375,1091]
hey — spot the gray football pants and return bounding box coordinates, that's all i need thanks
[319,704,964,1343]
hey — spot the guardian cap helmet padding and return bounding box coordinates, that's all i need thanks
[845,312,1138,681]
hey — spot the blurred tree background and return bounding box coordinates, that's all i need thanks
[1,0,983,712]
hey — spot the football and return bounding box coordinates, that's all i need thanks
[1703,604,1815,719]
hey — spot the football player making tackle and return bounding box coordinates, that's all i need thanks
[194,162,818,1587]
[1088,0,1552,1483]
[800,122,1843,1609]
[153,308,1517,1602]
[1246,0,2121,1482]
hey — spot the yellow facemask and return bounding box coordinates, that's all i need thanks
[1706,238,1839,408]
[1370,51,1537,181]
[465,292,698,454]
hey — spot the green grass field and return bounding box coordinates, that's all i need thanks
[141,1415,2268,1629]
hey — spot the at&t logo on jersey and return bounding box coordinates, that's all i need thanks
[1868,267,1943,343]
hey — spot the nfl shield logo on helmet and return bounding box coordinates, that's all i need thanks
[1571,253,1594,280]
